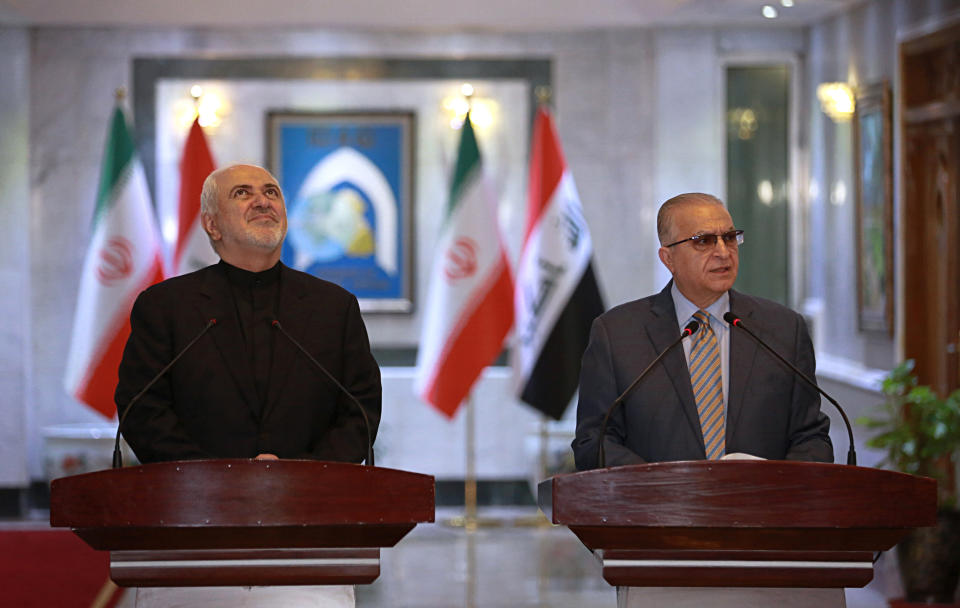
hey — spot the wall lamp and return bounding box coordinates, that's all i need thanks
[817,82,855,122]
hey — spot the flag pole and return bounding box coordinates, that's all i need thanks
[443,396,476,529]
[444,390,505,529]
[461,91,479,537]
[512,413,554,528]
[464,393,478,531]
[517,83,557,528]
[539,414,549,482]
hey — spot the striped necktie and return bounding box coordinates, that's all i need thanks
[690,310,725,460]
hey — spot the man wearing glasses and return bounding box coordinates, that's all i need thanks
[572,193,832,469]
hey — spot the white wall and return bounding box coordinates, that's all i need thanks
[13,0,960,485]
[805,2,899,372]
[0,27,31,486]
[24,26,662,480]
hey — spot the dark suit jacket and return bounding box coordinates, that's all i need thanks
[115,262,381,464]
[572,282,832,469]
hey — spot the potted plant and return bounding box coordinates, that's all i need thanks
[858,359,960,604]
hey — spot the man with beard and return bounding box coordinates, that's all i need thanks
[116,164,381,465]
[572,193,832,469]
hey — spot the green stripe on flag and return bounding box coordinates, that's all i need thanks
[92,107,136,226]
[447,113,482,218]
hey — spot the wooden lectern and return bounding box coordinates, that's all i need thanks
[538,460,936,588]
[50,459,435,587]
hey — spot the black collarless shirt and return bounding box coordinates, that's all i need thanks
[220,260,282,410]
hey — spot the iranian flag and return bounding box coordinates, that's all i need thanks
[415,114,514,418]
[63,105,166,419]
[173,117,218,275]
[512,106,605,420]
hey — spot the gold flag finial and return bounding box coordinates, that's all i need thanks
[114,87,126,103]
[534,85,552,106]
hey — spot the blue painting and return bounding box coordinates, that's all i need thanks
[269,112,414,312]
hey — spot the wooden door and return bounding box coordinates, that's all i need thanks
[901,22,960,396]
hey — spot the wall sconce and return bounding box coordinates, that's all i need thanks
[817,82,855,122]
[175,85,227,130]
[442,83,496,131]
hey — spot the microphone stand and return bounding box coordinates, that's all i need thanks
[597,320,699,468]
[724,312,857,466]
[272,320,375,467]
[113,319,217,468]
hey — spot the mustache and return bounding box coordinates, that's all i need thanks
[246,207,280,222]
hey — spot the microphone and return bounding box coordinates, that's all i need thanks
[723,311,856,466]
[113,318,218,469]
[271,320,375,467]
[597,320,700,468]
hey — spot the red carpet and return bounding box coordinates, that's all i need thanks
[0,528,125,607]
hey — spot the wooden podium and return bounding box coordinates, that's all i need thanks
[538,460,936,588]
[50,459,435,587]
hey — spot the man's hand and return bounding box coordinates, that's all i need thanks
[255,453,279,460]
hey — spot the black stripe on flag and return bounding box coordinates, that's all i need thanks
[520,263,605,420]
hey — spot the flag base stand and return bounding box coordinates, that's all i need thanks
[511,415,555,528]
[442,395,511,531]
[444,409,556,529]
[442,515,506,530]
[509,512,554,527]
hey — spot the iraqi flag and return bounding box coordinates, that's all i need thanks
[512,106,605,420]
[63,104,166,419]
[173,117,218,275]
[415,114,514,418]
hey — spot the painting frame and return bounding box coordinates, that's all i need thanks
[853,80,894,335]
[267,110,415,314]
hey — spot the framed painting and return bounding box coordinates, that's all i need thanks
[267,111,415,313]
[853,80,893,335]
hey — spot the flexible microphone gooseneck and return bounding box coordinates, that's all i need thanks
[723,311,856,466]
[113,318,218,469]
[271,320,375,467]
[596,320,700,469]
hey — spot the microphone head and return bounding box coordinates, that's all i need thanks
[683,320,700,336]
[723,311,740,326]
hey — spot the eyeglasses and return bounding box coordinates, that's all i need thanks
[665,229,744,251]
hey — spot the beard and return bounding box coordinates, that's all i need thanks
[241,223,285,250]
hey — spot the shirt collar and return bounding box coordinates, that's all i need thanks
[219,259,282,288]
[670,282,730,329]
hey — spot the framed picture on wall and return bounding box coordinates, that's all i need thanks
[267,111,415,313]
[853,80,893,335]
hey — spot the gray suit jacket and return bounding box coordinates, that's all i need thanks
[572,282,832,469]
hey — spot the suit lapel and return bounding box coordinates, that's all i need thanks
[197,264,259,413]
[262,265,306,421]
[726,290,759,443]
[647,283,704,451]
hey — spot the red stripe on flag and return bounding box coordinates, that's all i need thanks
[422,260,514,418]
[175,118,216,269]
[74,260,165,419]
[523,106,567,244]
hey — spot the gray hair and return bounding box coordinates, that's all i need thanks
[656,192,726,245]
[200,168,225,217]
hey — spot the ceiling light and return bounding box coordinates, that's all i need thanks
[762,5,778,18]
[781,0,794,7]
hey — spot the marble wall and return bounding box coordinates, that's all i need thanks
[8,0,960,485]
[22,26,666,481]
[0,28,30,486]
[804,0,960,474]
[804,1,960,371]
